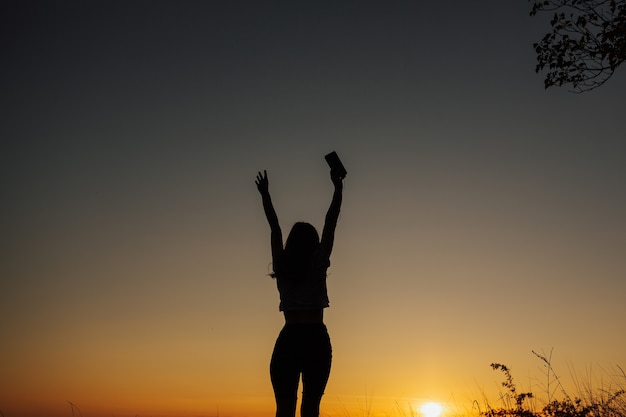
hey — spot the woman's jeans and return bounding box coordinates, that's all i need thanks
[270,323,332,417]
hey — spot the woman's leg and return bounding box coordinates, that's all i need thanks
[270,326,300,417]
[275,397,298,417]
[301,325,332,417]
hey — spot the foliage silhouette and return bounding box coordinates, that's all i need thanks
[484,363,535,417]
[482,355,625,417]
[530,0,626,92]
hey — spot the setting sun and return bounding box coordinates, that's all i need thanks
[420,402,444,417]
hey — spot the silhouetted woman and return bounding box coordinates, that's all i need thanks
[255,167,344,417]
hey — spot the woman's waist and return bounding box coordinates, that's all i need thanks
[283,309,324,324]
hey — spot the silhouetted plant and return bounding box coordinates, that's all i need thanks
[484,363,535,417]
[529,0,626,92]
[534,350,625,417]
[67,401,83,417]
[482,355,625,417]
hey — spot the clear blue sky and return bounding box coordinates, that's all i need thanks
[2,2,625,416]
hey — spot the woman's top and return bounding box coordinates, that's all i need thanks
[274,248,330,312]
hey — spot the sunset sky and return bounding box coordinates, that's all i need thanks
[1,1,625,417]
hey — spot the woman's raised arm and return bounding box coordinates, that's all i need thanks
[256,170,283,265]
[320,169,343,256]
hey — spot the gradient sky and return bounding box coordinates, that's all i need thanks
[2,1,625,417]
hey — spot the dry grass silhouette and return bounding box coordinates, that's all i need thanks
[478,351,625,417]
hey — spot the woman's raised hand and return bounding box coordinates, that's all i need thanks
[255,170,269,194]
[330,168,344,190]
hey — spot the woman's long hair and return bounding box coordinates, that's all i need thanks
[274,222,320,282]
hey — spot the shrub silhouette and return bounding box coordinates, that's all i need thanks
[482,354,625,417]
